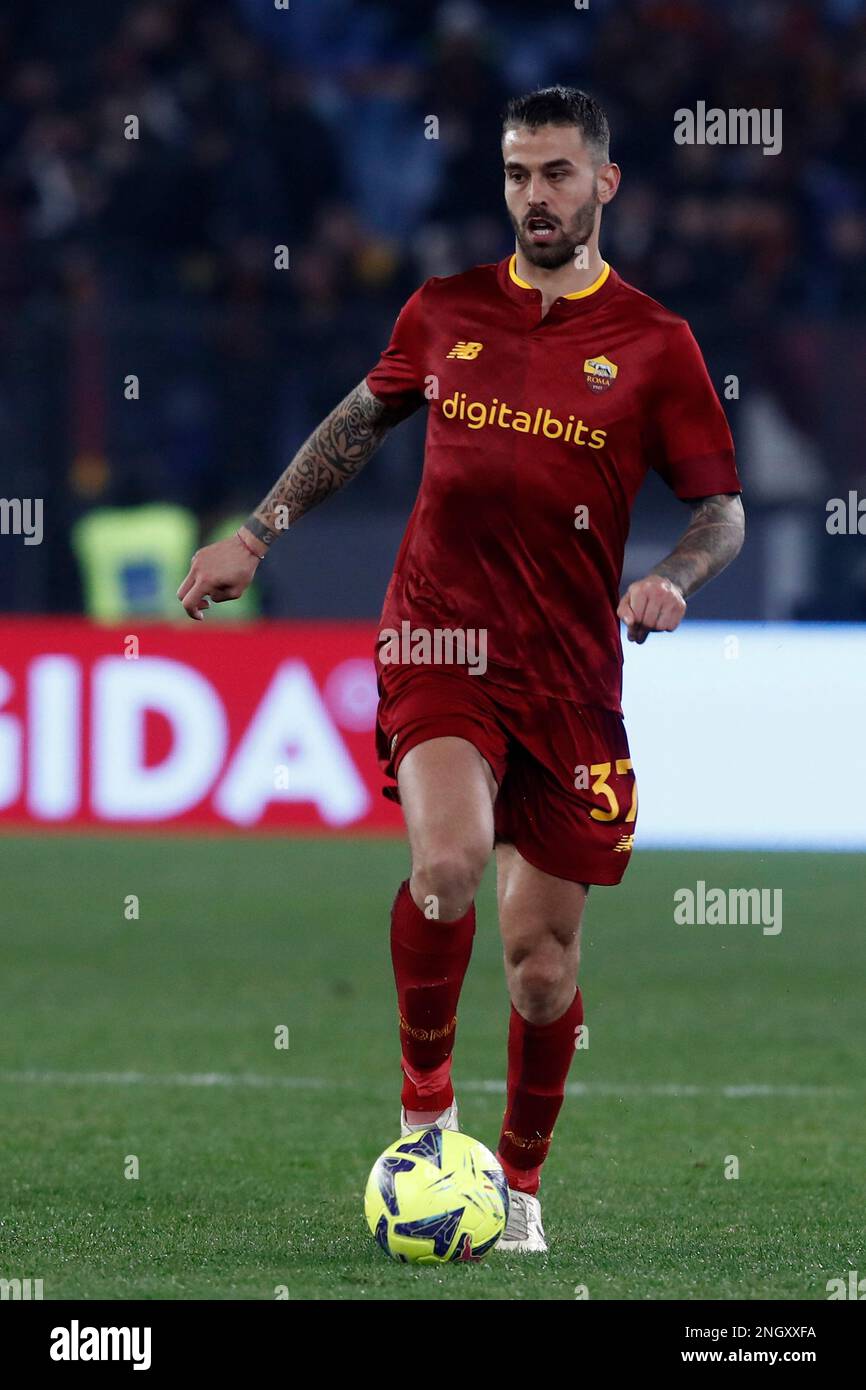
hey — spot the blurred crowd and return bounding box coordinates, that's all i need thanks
[0,0,865,616]
[3,0,865,314]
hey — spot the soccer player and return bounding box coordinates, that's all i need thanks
[178,87,744,1254]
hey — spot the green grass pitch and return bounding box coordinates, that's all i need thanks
[1,835,862,1300]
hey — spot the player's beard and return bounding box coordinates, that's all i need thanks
[509,181,599,270]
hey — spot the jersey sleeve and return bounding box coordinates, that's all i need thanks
[365,283,428,416]
[647,321,741,499]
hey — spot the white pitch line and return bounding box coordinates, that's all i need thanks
[0,1070,846,1098]
[0,1070,329,1090]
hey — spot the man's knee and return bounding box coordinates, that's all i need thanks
[411,843,489,921]
[504,919,581,1020]
[509,951,565,1002]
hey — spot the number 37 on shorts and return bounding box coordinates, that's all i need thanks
[575,757,638,824]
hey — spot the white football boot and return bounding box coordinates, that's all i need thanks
[399,1099,459,1138]
[495,1188,547,1253]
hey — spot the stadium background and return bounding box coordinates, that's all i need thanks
[1,0,865,1302]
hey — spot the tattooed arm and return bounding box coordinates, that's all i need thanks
[241,380,408,551]
[177,380,409,621]
[616,493,745,644]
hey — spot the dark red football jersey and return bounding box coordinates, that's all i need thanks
[366,254,741,712]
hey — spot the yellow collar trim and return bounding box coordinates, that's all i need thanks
[508,253,610,299]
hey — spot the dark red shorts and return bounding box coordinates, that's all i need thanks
[375,663,637,886]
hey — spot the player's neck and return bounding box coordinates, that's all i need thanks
[513,244,607,308]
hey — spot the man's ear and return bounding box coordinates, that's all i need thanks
[596,162,621,204]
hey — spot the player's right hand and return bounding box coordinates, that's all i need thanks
[177,534,263,621]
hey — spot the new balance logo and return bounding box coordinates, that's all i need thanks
[446,341,483,359]
[613,834,634,853]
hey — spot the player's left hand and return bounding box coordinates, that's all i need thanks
[617,575,686,644]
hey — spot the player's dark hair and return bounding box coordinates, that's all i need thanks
[501,86,610,163]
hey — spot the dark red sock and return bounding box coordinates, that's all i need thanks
[390,879,475,1112]
[496,987,584,1195]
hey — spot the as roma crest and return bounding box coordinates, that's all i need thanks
[583,354,618,393]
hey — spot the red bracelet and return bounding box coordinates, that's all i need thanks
[236,529,265,561]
